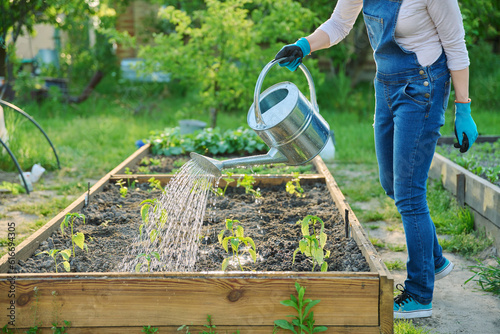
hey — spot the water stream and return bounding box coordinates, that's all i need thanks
[120,159,216,272]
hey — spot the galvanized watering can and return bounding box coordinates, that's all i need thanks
[191,59,330,177]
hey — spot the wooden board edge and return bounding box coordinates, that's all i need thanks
[312,157,392,278]
[110,143,151,175]
[6,326,383,334]
[379,274,394,333]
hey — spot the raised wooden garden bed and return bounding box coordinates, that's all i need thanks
[430,136,500,249]
[0,144,393,333]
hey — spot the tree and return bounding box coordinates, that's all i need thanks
[138,0,320,128]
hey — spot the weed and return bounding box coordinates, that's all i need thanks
[369,237,386,249]
[135,252,160,273]
[60,213,88,257]
[394,319,432,334]
[138,166,150,173]
[1,325,14,333]
[36,249,72,273]
[51,320,71,334]
[115,179,128,198]
[385,260,406,271]
[0,181,26,195]
[465,257,500,295]
[286,172,305,198]
[387,244,406,252]
[237,174,261,198]
[293,215,330,272]
[177,315,239,334]
[273,282,327,334]
[439,230,492,258]
[142,325,159,333]
[218,219,257,271]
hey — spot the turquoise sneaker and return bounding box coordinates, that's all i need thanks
[394,284,432,319]
[435,258,454,280]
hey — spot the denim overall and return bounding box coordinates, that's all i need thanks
[363,0,451,304]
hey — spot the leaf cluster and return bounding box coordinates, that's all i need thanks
[236,174,261,198]
[135,252,160,273]
[213,172,235,197]
[148,127,267,157]
[36,249,72,273]
[139,198,167,245]
[273,282,327,334]
[286,172,305,198]
[293,216,330,272]
[218,219,257,271]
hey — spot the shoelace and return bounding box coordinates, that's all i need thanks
[394,284,414,306]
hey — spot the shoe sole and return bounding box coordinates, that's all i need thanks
[394,309,432,319]
[435,261,454,280]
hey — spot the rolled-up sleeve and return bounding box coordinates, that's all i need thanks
[428,0,469,71]
[317,0,363,46]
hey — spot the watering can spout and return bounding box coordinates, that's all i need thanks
[190,148,287,178]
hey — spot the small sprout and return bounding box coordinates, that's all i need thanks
[60,213,88,257]
[293,215,330,272]
[135,252,160,272]
[115,179,128,198]
[237,174,261,198]
[218,219,257,271]
[286,172,305,198]
[148,177,163,192]
[36,249,72,273]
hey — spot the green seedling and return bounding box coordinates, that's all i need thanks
[139,198,167,244]
[218,219,257,271]
[273,282,327,334]
[148,177,163,192]
[60,213,88,257]
[36,249,72,273]
[138,166,150,173]
[135,252,160,273]
[213,172,235,197]
[286,172,305,198]
[237,174,261,198]
[124,167,133,175]
[115,179,128,198]
[293,215,330,272]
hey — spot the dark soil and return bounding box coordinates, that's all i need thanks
[13,180,369,274]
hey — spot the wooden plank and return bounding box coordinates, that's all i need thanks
[430,153,500,228]
[8,326,382,334]
[0,275,380,328]
[379,274,394,334]
[0,144,151,273]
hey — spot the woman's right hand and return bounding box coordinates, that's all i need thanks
[274,38,311,71]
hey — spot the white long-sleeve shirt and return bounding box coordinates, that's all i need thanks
[317,0,469,71]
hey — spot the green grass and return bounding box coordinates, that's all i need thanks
[394,319,433,334]
[385,260,406,271]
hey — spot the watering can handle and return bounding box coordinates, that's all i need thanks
[254,58,319,126]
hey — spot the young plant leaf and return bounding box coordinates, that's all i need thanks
[221,258,229,271]
[60,249,71,261]
[72,232,85,251]
[61,261,70,272]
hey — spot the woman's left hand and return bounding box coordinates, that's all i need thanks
[454,100,478,153]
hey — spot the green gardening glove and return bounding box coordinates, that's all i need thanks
[454,99,478,153]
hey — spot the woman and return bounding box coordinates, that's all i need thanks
[275,0,478,319]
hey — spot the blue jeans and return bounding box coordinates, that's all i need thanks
[373,53,451,304]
